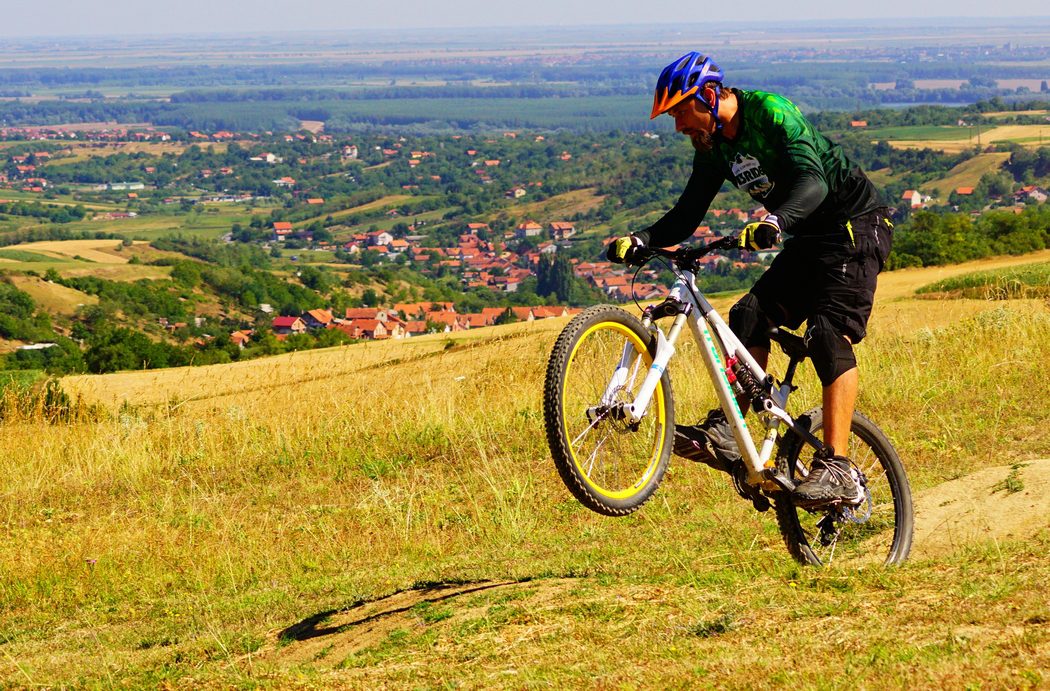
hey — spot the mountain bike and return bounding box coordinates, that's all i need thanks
[543,235,913,566]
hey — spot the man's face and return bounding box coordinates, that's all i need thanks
[668,94,716,152]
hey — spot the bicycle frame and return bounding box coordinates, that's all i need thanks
[616,266,813,488]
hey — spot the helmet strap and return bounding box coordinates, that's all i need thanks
[694,84,723,136]
[709,84,723,135]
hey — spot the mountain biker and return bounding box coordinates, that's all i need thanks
[607,52,893,505]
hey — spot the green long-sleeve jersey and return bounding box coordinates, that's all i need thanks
[636,89,882,247]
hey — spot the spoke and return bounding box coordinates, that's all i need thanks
[584,436,608,476]
[571,410,607,448]
[625,349,644,391]
[858,455,882,479]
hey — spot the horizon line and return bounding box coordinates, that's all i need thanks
[6,16,1050,41]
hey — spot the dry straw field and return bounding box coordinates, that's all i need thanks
[886,124,1050,153]
[2,253,1049,687]
[7,239,146,264]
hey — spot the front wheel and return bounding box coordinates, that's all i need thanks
[774,407,913,566]
[543,305,675,516]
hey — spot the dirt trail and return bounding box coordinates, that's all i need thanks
[910,458,1050,559]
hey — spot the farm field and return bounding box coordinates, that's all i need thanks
[0,189,119,212]
[8,238,146,263]
[982,109,1050,119]
[0,254,172,282]
[0,239,180,281]
[295,194,418,227]
[878,124,1050,152]
[43,141,227,165]
[6,274,98,315]
[63,207,259,241]
[509,187,607,220]
[371,207,463,234]
[924,151,1012,198]
[2,251,1041,685]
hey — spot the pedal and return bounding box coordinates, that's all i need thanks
[731,463,771,512]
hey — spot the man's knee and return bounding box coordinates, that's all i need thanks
[804,315,857,386]
[729,293,770,350]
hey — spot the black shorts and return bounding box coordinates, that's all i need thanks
[749,208,893,344]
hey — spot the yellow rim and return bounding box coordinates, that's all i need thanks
[562,320,667,500]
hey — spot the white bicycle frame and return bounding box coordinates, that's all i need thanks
[607,267,799,486]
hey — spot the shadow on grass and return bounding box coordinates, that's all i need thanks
[278,580,519,645]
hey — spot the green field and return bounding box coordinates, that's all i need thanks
[0,249,55,262]
[61,208,253,241]
[864,125,977,141]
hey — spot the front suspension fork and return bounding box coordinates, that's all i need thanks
[620,314,686,423]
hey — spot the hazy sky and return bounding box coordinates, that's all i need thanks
[3,0,1049,37]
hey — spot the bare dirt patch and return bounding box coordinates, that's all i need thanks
[911,459,1050,559]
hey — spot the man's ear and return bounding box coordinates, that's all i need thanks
[701,85,718,109]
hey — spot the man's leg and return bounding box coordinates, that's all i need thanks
[794,321,865,504]
[822,358,858,457]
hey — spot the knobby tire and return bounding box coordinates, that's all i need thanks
[774,407,913,566]
[543,305,675,516]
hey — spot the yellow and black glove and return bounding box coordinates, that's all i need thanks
[739,214,781,251]
[606,235,645,264]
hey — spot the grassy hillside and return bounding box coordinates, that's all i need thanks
[2,254,1049,686]
[925,151,1012,198]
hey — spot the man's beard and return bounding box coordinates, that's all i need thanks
[690,130,716,153]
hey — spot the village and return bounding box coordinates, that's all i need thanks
[0,123,779,346]
[246,216,765,343]
[3,121,1046,350]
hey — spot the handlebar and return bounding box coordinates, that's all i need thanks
[626,234,739,269]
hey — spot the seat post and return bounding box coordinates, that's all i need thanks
[782,355,802,390]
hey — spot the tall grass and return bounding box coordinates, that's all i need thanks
[1,287,1048,684]
[916,261,1050,300]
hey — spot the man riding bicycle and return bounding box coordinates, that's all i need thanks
[607,52,893,505]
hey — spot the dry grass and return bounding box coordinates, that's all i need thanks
[47,141,228,165]
[5,239,148,264]
[925,152,1011,198]
[982,109,1050,119]
[295,194,415,227]
[888,124,1050,152]
[60,264,173,281]
[6,274,98,315]
[510,187,607,219]
[1,254,1049,686]
[877,250,1050,301]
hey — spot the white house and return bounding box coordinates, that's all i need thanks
[901,190,924,209]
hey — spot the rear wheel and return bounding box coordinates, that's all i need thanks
[543,305,674,516]
[774,407,913,566]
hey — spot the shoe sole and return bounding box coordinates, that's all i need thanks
[792,491,866,510]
